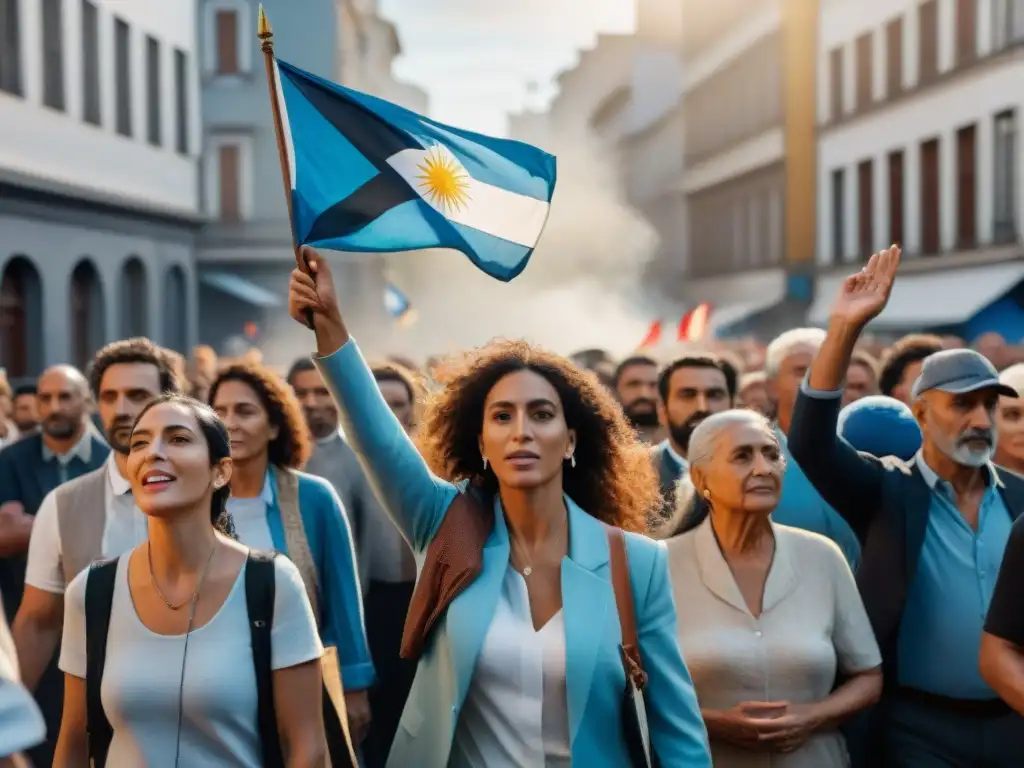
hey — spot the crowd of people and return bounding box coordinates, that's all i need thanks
[0,244,1022,767]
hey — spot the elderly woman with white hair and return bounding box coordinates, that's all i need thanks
[995,363,1024,474]
[657,409,882,767]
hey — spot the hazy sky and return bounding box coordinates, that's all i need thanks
[379,0,636,137]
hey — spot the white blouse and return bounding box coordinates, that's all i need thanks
[450,565,571,767]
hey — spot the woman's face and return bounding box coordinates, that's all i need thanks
[696,422,783,515]
[479,370,576,491]
[212,380,278,464]
[128,402,231,518]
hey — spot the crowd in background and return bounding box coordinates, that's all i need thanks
[0,248,1023,766]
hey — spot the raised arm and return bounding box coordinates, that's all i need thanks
[790,247,902,535]
[290,249,457,551]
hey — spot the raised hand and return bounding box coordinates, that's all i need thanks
[289,246,340,327]
[829,245,901,329]
[289,246,349,355]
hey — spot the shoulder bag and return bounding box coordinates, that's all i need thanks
[605,526,661,768]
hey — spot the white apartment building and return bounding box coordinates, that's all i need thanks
[0,0,202,376]
[812,0,1024,340]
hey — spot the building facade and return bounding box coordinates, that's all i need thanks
[197,0,426,359]
[0,0,202,377]
[674,0,819,338]
[811,0,1024,340]
[678,0,788,331]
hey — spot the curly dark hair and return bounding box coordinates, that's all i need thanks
[208,363,312,470]
[417,340,660,532]
[89,337,183,397]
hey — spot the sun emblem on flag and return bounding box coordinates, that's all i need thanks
[415,145,471,213]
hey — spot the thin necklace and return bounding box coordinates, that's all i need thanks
[510,515,567,578]
[148,540,218,611]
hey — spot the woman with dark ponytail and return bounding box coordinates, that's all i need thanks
[53,395,327,767]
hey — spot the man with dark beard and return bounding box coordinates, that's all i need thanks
[651,356,735,515]
[613,354,662,442]
[11,339,179,767]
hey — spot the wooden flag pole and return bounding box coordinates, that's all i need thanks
[257,4,314,328]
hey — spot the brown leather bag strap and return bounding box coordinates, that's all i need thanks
[605,526,648,688]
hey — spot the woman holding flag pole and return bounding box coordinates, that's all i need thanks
[287,248,711,768]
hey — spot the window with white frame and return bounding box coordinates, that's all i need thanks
[994,110,1017,242]
[205,1,252,77]
[993,0,1024,49]
[206,135,253,222]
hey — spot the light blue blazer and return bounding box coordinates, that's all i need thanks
[316,339,711,768]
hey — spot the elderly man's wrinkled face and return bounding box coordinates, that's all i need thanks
[694,422,784,516]
[916,388,999,468]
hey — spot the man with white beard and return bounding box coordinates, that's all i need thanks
[789,246,1024,766]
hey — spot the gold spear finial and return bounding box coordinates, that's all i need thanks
[257,4,272,42]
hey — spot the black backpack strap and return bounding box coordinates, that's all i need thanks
[245,549,285,768]
[85,557,119,767]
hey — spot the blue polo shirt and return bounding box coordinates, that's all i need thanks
[897,453,1013,699]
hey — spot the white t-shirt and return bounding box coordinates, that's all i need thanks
[60,552,323,767]
[226,474,276,552]
[26,455,149,594]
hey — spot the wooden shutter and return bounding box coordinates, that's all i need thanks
[216,11,238,75]
[218,145,240,223]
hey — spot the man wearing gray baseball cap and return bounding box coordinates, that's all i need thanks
[787,246,1024,767]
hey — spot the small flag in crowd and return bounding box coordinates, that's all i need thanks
[639,303,714,348]
[384,282,417,327]
[267,55,558,282]
[638,320,663,348]
[678,302,712,341]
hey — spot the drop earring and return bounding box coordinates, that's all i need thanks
[566,453,576,468]
[482,456,488,470]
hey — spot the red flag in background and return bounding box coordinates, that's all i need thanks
[638,320,662,348]
[678,302,712,341]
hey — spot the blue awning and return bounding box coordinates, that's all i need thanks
[808,262,1024,329]
[199,272,282,308]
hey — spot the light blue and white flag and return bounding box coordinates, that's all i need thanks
[271,57,558,281]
